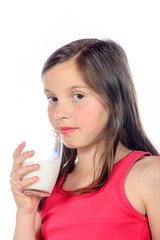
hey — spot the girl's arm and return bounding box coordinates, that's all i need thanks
[10,142,42,240]
[14,209,37,240]
[13,211,43,240]
[141,156,160,239]
[35,212,44,240]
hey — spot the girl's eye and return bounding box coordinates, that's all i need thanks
[48,96,58,103]
[73,93,84,100]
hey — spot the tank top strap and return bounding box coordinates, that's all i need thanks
[101,151,152,222]
[113,150,152,173]
[110,150,152,187]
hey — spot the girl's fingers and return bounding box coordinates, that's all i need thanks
[11,150,34,174]
[11,176,39,195]
[10,144,35,179]
[10,162,39,197]
[12,164,39,181]
[10,142,35,184]
[13,142,26,159]
[15,150,35,165]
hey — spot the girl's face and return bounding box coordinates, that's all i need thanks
[43,60,109,150]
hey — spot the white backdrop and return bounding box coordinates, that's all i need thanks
[0,0,159,239]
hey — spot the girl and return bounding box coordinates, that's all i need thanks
[10,39,160,239]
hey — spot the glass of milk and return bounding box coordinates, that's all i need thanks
[22,131,62,197]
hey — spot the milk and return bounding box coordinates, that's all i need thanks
[22,159,61,197]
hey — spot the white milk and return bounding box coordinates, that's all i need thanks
[22,160,61,197]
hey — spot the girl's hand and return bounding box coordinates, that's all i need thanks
[10,142,41,214]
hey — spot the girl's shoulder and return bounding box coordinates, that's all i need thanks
[124,154,160,216]
[136,155,160,178]
[137,155,160,238]
[138,155,160,195]
[131,155,160,187]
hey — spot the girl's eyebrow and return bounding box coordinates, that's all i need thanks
[70,86,89,90]
[44,89,53,94]
[44,86,89,94]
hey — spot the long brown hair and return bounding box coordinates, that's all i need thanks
[38,38,159,210]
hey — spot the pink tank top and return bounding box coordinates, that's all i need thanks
[40,151,151,239]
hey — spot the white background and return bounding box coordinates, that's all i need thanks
[0,0,160,239]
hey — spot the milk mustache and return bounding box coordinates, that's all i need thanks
[22,159,61,196]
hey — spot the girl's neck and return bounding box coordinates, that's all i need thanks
[75,145,101,174]
[115,142,132,163]
[75,142,132,174]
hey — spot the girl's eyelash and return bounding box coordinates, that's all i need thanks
[73,93,84,100]
[48,96,58,102]
[47,93,84,103]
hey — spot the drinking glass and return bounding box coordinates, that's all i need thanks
[22,131,62,197]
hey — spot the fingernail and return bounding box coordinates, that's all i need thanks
[33,164,39,169]
[33,176,38,181]
[29,150,34,155]
[21,141,25,147]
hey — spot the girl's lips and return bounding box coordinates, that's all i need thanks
[59,127,77,135]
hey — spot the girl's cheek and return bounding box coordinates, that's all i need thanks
[47,107,51,120]
[76,106,93,124]
[47,108,55,126]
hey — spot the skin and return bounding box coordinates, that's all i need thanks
[44,60,110,171]
[10,60,160,239]
[10,142,43,240]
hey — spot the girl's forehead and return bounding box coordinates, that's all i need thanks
[43,60,87,86]
[44,60,77,76]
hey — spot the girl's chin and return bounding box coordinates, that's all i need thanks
[63,142,78,149]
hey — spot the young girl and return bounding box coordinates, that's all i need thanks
[10,39,160,240]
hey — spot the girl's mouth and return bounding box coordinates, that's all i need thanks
[59,127,77,135]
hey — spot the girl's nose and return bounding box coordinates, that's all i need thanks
[54,101,71,120]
